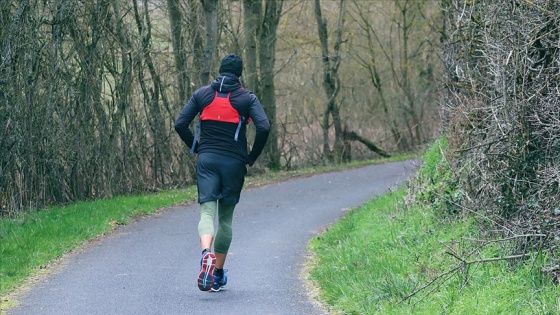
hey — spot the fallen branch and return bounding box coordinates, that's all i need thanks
[462,234,548,243]
[401,249,544,303]
[343,130,391,157]
[401,262,463,303]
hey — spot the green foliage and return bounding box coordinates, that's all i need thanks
[414,137,462,216]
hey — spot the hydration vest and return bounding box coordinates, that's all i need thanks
[190,91,247,154]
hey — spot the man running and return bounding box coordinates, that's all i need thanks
[174,54,270,292]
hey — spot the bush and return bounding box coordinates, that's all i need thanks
[441,0,560,280]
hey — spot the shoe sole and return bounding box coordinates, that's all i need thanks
[210,284,225,292]
[197,252,216,291]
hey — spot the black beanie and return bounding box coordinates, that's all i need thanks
[219,54,243,77]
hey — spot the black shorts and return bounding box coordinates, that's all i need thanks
[196,152,247,205]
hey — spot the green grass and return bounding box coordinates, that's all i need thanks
[308,141,559,314]
[308,189,559,314]
[0,155,413,300]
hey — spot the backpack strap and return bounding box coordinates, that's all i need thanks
[234,116,245,141]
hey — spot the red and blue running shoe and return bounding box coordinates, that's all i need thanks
[197,251,216,291]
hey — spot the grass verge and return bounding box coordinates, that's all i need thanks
[308,190,559,314]
[308,143,559,314]
[0,154,417,302]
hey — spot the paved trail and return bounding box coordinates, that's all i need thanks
[7,160,418,315]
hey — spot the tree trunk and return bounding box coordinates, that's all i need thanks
[242,0,261,92]
[200,0,218,85]
[259,0,283,170]
[133,0,173,184]
[314,0,346,163]
[397,0,424,146]
[167,0,189,103]
[344,130,391,158]
[190,0,205,90]
[111,0,134,190]
[242,0,282,169]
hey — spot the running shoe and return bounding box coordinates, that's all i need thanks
[197,252,216,291]
[211,269,228,292]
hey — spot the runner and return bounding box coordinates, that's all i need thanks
[174,54,270,291]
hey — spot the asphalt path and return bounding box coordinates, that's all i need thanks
[7,160,418,315]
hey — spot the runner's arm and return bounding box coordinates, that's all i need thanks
[174,95,200,150]
[247,94,270,166]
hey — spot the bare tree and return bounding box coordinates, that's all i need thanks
[0,0,442,215]
[133,0,174,184]
[242,0,260,92]
[314,0,346,163]
[167,0,189,103]
[242,0,283,169]
[348,0,439,151]
[200,0,218,86]
[395,0,424,146]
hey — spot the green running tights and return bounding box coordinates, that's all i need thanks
[198,201,236,253]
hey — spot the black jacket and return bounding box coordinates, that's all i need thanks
[174,73,270,166]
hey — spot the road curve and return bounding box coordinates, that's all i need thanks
[7,160,418,315]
